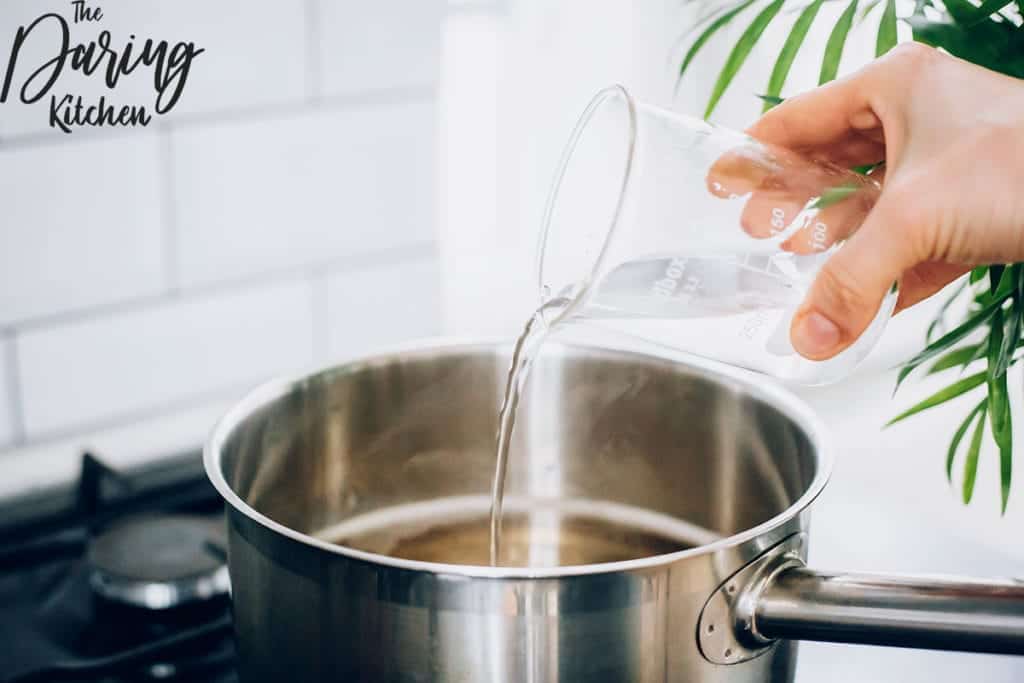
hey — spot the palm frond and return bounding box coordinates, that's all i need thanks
[679,0,758,82]
[763,0,827,110]
[705,0,787,118]
[876,0,898,55]
[819,0,859,84]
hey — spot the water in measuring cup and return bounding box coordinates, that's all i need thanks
[578,250,828,362]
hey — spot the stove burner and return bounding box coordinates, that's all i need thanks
[87,515,230,610]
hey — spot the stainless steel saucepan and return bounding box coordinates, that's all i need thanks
[205,340,1024,682]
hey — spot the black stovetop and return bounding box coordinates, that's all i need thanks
[0,450,237,683]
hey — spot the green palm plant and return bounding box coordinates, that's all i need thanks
[678,0,1024,512]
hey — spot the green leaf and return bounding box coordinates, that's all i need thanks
[963,339,990,371]
[928,344,981,375]
[909,16,1024,80]
[756,93,786,106]
[990,264,1006,292]
[852,162,883,176]
[858,0,883,23]
[987,309,1013,450]
[993,296,1021,378]
[970,266,989,285]
[967,0,1014,25]
[819,0,859,85]
[977,265,1016,307]
[926,278,968,343]
[887,371,987,426]
[990,397,1013,458]
[986,304,1013,512]
[875,0,898,56]
[809,182,860,209]
[679,0,758,82]
[999,423,1013,514]
[763,0,826,112]
[940,0,987,23]
[894,298,1002,392]
[940,0,1016,27]
[947,399,987,482]
[685,0,744,37]
[962,403,987,504]
[705,0,787,119]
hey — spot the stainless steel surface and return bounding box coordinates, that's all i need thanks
[89,563,230,611]
[698,534,807,665]
[204,339,1024,682]
[207,340,823,682]
[87,515,231,610]
[747,566,1024,655]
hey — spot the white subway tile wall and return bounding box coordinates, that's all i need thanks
[0,134,164,325]
[0,339,14,447]
[0,1,444,463]
[172,101,436,287]
[16,279,316,438]
[325,255,442,360]
[318,0,445,96]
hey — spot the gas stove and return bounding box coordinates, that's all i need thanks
[0,450,236,683]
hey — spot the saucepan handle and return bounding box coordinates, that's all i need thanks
[745,565,1024,654]
[698,534,1024,664]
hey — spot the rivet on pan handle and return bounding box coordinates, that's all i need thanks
[697,533,806,665]
[700,532,1024,662]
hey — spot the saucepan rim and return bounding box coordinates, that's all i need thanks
[204,336,832,579]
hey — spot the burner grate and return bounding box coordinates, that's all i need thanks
[0,450,236,683]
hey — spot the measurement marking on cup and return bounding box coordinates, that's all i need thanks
[811,221,828,251]
[652,256,700,301]
[740,309,770,340]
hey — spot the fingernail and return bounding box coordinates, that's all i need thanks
[793,311,842,358]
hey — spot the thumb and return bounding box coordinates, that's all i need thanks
[790,196,915,360]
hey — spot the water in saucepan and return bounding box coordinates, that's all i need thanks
[315,496,708,567]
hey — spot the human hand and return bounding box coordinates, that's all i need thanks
[747,43,1024,360]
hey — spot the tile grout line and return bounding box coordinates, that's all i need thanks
[158,127,181,294]
[0,382,256,457]
[2,241,439,334]
[2,334,27,446]
[0,252,450,455]
[304,0,323,103]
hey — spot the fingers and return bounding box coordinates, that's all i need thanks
[706,145,782,199]
[707,140,882,247]
[789,193,917,360]
[805,135,885,169]
[740,178,877,255]
[778,195,872,255]
[739,189,809,239]
[747,77,882,153]
[747,42,936,163]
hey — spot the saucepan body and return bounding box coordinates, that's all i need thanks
[204,340,1024,682]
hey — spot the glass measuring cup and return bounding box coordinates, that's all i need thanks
[536,84,894,385]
